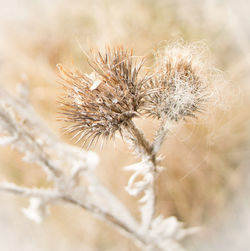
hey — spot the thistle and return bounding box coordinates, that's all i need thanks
[0,42,219,251]
[57,47,150,147]
[141,43,208,122]
[57,43,211,239]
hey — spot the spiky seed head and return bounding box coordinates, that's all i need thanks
[141,42,209,121]
[58,46,149,147]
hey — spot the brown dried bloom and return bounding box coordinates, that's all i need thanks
[141,43,209,121]
[58,47,149,146]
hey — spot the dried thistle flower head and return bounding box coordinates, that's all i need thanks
[58,46,149,147]
[141,42,209,121]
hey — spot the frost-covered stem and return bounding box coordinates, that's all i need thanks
[0,109,62,180]
[141,120,173,229]
[0,182,151,248]
[125,120,153,160]
[124,119,174,230]
[0,182,60,199]
[152,119,173,155]
[142,174,156,230]
[63,195,151,249]
[84,171,140,227]
[124,120,157,229]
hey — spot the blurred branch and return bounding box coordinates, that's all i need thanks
[0,182,60,199]
[0,87,157,250]
[0,103,62,180]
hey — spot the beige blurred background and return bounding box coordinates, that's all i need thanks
[0,0,250,250]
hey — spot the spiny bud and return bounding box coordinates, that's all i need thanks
[57,46,149,147]
[141,42,209,121]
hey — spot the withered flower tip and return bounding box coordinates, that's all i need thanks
[141,44,209,122]
[58,46,149,147]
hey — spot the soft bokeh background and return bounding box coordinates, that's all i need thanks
[0,0,250,250]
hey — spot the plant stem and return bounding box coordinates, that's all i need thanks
[124,120,157,229]
[125,120,153,160]
[152,119,172,155]
[124,119,172,231]
[63,195,151,249]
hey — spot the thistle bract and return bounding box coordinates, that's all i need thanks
[58,47,149,146]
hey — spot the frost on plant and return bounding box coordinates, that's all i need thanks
[0,42,220,251]
[141,43,209,122]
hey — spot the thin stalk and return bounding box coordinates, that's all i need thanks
[124,120,157,229]
[124,119,173,230]
[152,119,172,155]
[125,120,153,160]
